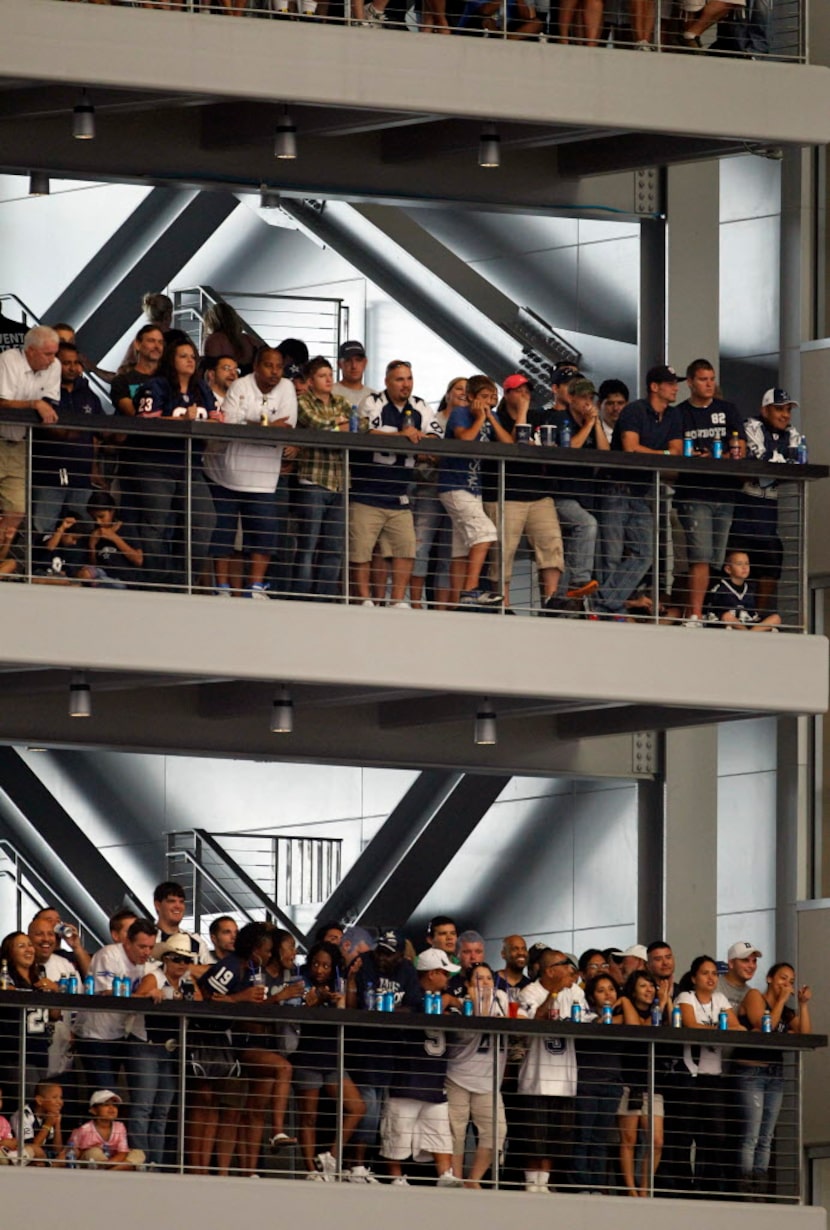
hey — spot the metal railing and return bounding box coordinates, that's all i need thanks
[165,829,342,940]
[0,987,822,1195]
[0,840,97,951]
[48,0,808,63]
[1,408,823,632]
[172,287,349,367]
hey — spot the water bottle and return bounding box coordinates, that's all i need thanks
[401,407,415,432]
[65,1145,77,1170]
[761,1010,772,1034]
[0,960,11,990]
[364,981,375,1011]
[651,1002,662,1027]
[797,436,808,465]
[671,1005,682,1028]
[558,419,572,449]
[349,408,359,433]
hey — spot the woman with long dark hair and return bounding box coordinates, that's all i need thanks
[617,969,663,1196]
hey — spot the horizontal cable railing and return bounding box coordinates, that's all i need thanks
[47,0,808,63]
[2,409,822,632]
[0,988,822,1196]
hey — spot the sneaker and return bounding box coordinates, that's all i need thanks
[361,599,375,607]
[316,1151,337,1180]
[348,1165,381,1184]
[214,584,232,597]
[458,589,482,606]
[366,2,388,20]
[391,1175,410,1187]
[269,1132,297,1150]
[306,1171,326,1181]
[683,614,704,628]
[249,582,270,599]
[476,590,504,607]
[566,579,599,599]
[680,32,703,50]
[635,38,653,49]
[437,1168,463,1188]
[543,595,579,616]
[390,601,411,609]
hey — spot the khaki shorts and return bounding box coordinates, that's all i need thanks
[446,1077,507,1152]
[349,502,415,564]
[380,1096,453,1162]
[439,490,497,557]
[0,439,26,515]
[484,496,563,582]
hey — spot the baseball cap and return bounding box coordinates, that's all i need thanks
[623,944,649,962]
[285,362,304,381]
[568,378,597,399]
[762,388,798,409]
[527,941,550,965]
[646,364,679,387]
[549,363,582,385]
[338,340,366,360]
[728,941,762,962]
[415,948,454,972]
[376,927,404,954]
[563,953,580,971]
[90,1090,122,1107]
[341,925,376,952]
[503,373,531,392]
[153,933,196,962]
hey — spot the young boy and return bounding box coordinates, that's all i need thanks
[437,374,512,609]
[65,1090,146,1170]
[86,491,144,588]
[9,1080,64,1164]
[705,550,782,631]
[33,514,88,584]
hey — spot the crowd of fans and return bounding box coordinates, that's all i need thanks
[0,302,806,625]
[56,0,777,54]
[0,886,813,1195]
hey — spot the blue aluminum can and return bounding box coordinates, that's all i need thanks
[761,1012,772,1033]
[683,436,694,457]
[601,1003,613,1025]
[111,976,121,997]
[67,975,79,995]
[84,974,95,996]
[571,1003,581,1024]
[58,977,69,994]
[462,998,474,1016]
[374,989,385,1012]
[718,1010,729,1030]
[672,1005,682,1028]
[712,439,723,459]
[383,991,395,1013]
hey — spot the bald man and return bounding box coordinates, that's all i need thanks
[495,934,530,993]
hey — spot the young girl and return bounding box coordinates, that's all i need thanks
[66,1090,145,1170]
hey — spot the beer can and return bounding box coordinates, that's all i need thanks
[571,1003,581,1024]
[712,439,723,459]
[683,437,694,457]
[58,977,69,994]
[67,975,79,995]
[374,989,385,1012]
[718,1010,729,1030]
[761,1012,772,1034]
[383,991,395,1013]
[462,999,474,1016]
[601,1004,613,1025]
[84,975,95,996]
[671,1006,682,1028]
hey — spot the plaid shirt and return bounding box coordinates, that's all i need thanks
[296,392,352,493]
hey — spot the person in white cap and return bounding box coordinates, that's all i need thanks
[621,944,648,981]
[717,941,762,1013]
[65,1090,145,1170]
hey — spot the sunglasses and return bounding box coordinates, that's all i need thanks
[166,954,193,964]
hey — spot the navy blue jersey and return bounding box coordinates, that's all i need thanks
[350,955,424,1085]
[132,376,215,469]
[33,532,86,578]
[202,952,255,999]
[675,398,746,500]
[494,972,530,994]
[32,377,104,486]
[350,395,442,508]
[389,1027,448,1104]
[705,577,760,626]
[91,520,142,584]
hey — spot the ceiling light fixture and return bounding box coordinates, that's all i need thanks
[69,671,92,718]
[270,685,294,734]
[274,109,297,161]
[474,697,497,745]
[478,125,500,169]
[73,91,95,140]
[28,172,50,197]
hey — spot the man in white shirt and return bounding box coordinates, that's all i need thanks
[202,345,297,597]
[28,909,91,979]
[0,325,60,540]
[518,948,587,1193]
[74,918,163,1162]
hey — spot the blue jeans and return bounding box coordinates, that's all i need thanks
[556,497,597,588]
[738,1064,784,1175]
[595,491,653,613]
[126,1040,167,1165]
[573,1077,622,1190]
[293,484,345,598]
[138,467,215,589]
